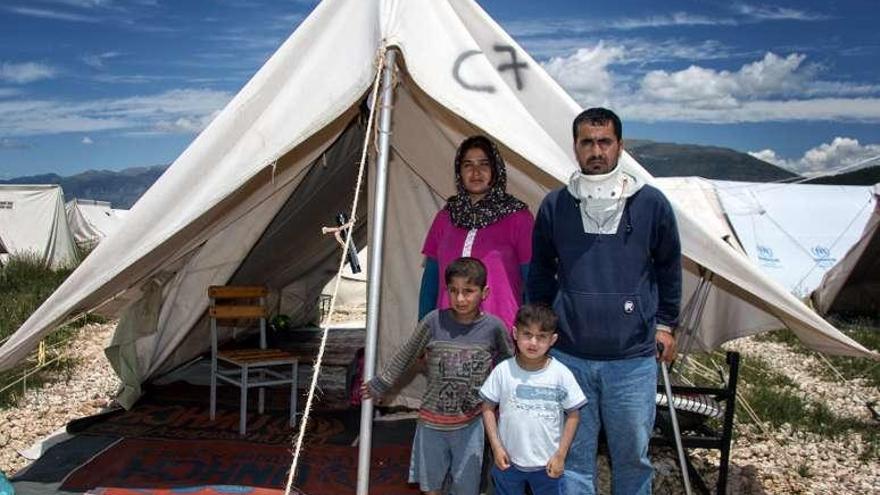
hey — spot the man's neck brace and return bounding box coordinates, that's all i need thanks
[567,165,642,234]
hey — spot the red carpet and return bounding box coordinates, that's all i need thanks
[62,437,419,495]
[88,487,292,495]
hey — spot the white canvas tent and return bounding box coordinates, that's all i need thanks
[655,177,744,253]
[812,184,880,315]
[0,185,78,269]
[66,198,129,250]
[0,0,876,414]
[712,180,876,297]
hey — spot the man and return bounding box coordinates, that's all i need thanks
[527,107,681,494]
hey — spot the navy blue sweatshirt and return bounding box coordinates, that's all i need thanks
[527,184,682,360]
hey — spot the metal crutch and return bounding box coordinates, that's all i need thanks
[659,343,693,495]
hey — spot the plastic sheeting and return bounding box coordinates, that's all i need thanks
[713,180,876,297]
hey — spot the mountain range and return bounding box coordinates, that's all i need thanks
[2,140,877,208]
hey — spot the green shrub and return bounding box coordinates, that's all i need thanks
[0,253,93,408]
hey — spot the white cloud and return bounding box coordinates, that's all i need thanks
[81,136,94,144]
[523,37,733,62]
[0,137,31,150]
[152,110,221,134]
[640,53,810,105]
[502,15,737,38]
[0,62,57,84]
[543,48,880,123]
[611,12,737,30]
[748,149,785,165]
[733,4,830,21]
[749,137,880,174]
[619,97,880,123]
[46,0,114,7]
[542,43,624,104]
[0,88,21,98]
[82,51,121,69]
[0,88,232,137]
[4,6,97,22]
[502,6,826,39]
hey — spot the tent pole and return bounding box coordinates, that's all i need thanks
[356,48,398,495]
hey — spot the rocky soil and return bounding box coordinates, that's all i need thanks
[0,322,119,475]
[1,323,877,493]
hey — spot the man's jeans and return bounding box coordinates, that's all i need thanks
[551,350,656,495]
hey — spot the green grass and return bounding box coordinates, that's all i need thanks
[754,316,880,389]
[681,351,880,461]
[0,252,102,408]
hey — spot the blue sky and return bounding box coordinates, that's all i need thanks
[1,0,879,179]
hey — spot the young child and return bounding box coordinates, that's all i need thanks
[362,257,513,495]
[480,303,586,495]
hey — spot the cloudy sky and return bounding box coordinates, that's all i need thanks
[1,0,879,178]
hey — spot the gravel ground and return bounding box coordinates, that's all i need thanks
[0,322,119,476]
[1,323,877,493]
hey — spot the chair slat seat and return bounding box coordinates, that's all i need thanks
[219,348,298,365]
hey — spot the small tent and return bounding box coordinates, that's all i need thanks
[0,0,876,414]
[654,177,743,253]
[812,184,880,315]
[66,198,129,250]
[712,180,876,297]
[0,185,78,269]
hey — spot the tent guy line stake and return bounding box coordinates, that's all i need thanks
[282,47,388,495]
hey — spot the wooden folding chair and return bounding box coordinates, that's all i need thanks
[208,285,298,435]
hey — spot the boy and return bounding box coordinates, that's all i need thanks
[362,257,512,495]
[480,304,586,495]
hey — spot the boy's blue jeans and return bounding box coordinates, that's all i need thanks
[491,465,561,495]
[551,349,656,495]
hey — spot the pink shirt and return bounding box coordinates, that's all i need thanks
[422,208,534,332]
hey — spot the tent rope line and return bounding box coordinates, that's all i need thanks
[790,195,874,293]
[0,323,96,397]
[283,46,387,495]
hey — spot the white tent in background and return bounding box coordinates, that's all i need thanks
[66,198,129,250]
[655,177,744,253]
[712,180,876,297]
[0,185,78,269]
[0,0,876,418]
[812,184,880,316]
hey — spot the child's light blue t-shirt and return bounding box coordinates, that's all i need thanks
[480,357,587,469]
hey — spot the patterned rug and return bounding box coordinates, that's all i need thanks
[62,437,419,495]
[68,382,361,445]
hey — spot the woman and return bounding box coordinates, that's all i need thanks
[419,135,534,332]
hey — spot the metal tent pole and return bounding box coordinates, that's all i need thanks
[356,48,398,495]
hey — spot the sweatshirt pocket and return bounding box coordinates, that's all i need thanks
[554,290,651,354]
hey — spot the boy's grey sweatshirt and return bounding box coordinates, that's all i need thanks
[368,309,513,430]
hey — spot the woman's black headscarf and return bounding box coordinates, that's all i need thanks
[444,135,528,229]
